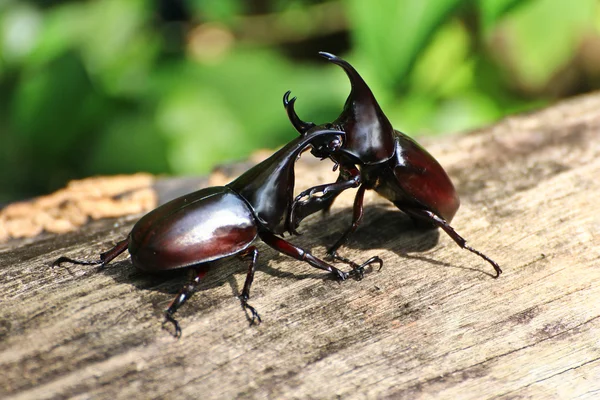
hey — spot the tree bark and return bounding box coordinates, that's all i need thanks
[2,93,600,399]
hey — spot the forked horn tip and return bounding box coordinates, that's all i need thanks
[283,90,293,104]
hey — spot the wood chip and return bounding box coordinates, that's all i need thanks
[0,173,157,241]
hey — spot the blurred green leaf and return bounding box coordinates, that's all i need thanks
[409,19,472,97]
[157,86,247,173]
[346,0,465,90]
[477,0,526,32]
[0,3,41,65]
[12,51,99,152]
[189,0,244,24]
[153,49,345,174]
[85,114,170,175]
[1,0,599,202]
[388,95,439,135]
[432,91,500,134]
[496,0,597,90]
[27,4,85,67]
[9,50,114,197]
[78,0,159,96]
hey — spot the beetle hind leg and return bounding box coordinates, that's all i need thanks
[52,238,129,270]
[162,267,209,338]
[402,207,502,278]
[238,246,262,325]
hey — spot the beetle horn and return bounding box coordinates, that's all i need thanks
[318,52,376,107]
[283,90,316,135]
[319,51,396,164]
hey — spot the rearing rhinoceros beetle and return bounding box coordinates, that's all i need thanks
[54,127,382,337]
[283,52,501,277]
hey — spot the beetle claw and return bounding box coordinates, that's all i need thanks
[162,312,182,338]
[330,252,383,281]
[240,298,262,325]
[334,269,349,281]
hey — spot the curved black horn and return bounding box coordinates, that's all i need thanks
[318,52,396,164]
[283,90,316,135]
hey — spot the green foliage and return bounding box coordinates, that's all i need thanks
[347,0,464,91]
[478,0,524,32]
[1,0,599,202]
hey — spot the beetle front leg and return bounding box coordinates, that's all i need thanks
[163,267,209,338]
[259,229,379,281]
[286,188,341,234]
[288,165,361,234]
[238,246,261,325]
[258,229,349,281]
[334,254,383,280]
[327,183,366,259]
[402,207,502,278]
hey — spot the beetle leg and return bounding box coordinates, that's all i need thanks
[238,246,262,325]
[283,91,316,134]
[336,254,383,280]
[258,229,349,281]
[287,184,341,235]
[288,166,361,234]
[327,184,367,259]
[52,238,129,270]
[293,165,360,204]
[162,267,209,338]
[402,207,502,278]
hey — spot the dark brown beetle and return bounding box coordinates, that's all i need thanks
[54,127,381,337]
[284,52,501,277]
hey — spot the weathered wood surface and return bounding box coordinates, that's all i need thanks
[2,94,600,399]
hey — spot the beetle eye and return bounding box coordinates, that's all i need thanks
[328,135,343,151]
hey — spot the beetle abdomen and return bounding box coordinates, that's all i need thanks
[386,132,460,222]
[129,186,258,271]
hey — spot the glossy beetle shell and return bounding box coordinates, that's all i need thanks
[368,132,459,222]
[285,52,460,224]
[228,127,345,235]
[323,52,396,165]
[129,186,258,271]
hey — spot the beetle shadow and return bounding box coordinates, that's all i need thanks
[296,203,496,277]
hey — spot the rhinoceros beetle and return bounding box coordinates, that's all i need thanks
[54,127,382,337]
[283,52,501,277]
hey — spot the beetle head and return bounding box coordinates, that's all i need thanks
[307,125,342,158]
[301,125,347,162]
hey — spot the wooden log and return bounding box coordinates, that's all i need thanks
[2,93,600,399]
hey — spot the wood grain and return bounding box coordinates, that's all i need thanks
[2,93,600,399]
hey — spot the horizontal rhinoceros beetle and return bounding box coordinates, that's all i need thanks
[284,52,501,277]
[54,127,382,337]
